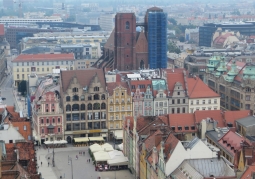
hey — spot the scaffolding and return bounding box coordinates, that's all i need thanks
[148,11,167,69]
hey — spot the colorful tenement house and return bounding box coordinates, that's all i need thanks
[152,79,168,115]
[163,69,189,114]
[32,90,64,144]
[205,54,255,113]
[60,69,108,143]
[107,82,132,141]
[133,87,144,117]
[143,86,154,116]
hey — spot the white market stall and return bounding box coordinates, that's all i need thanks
[101,143,114,152]
[118,143,123,151]
[94,150,111,162]
[90,143,103,153]
[107,156,129,167]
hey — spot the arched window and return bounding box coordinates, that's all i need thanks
[93,103,100,110]
[94,94,100,100]
[88,95,92,100]
[101,103,106,109]
[72,95,79,101]
[52,118,55,123]
[94,87,99,91]
[66,104,71,111]
[72,87,78,92]
[101,94,105,100]
[72,104,79,111]
[81,95,85,101]
[126,21,130,29]
[66,96,70,101]
[81,104,85,110]
[88,103,92,110]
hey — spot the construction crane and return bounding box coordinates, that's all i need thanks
[13,0,38,18]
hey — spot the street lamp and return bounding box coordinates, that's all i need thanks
[68,156,73,179]
[49,134,55,167]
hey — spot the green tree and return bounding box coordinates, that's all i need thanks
[168,42,181,54]
[179,36,185,42]
[168,18,177,25]
[18,80,27,96]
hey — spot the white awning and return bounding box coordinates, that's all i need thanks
[107,156,128,166]
[94,151,111,162]
[89,136,104,141]
[44,141,53,145]
[118,143,123,151]
[114,130,123,140]
[101,143,114,152]
[74,137,89,143]
[90,143,103,153]
[108,150,124,159]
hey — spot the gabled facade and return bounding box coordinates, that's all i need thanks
[133,87,143,116]
[164,69,189,114]
[60,69,107,143]
[32,91,64,144]
[152,79,168,115]
[107,82,132,140]
[143,86,154,116]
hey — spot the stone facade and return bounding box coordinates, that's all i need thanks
[205,55,255,113]
[60,69,108,143]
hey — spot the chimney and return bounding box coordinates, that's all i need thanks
[160,141,165,156]
[14,149,19,161]
[217,151,221,160]
[152,147,157,168]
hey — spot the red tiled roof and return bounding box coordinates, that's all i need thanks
[144,130,163,150]
[218,130,245,157]
[166,70,186,95]
[130,80,152,93]
[240,165,255,179]
[214,33,233,45]
[194,110,225,127]
[5,143,15,161]
[61,69,106,92]
[116,74,121,83]
[224,110,250,127]
[187,77,220,98]
[12,53,75,62]
[0,24,4,36]
[137,116,156,132]
[164,133,179,161]
[168,113,196,133]
[104,28,115,50]
[107,82,130,96]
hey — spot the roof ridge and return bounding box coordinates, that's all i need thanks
[189,77,200,96]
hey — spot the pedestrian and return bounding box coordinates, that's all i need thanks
[41,161,42,166]
[48,162,49,167]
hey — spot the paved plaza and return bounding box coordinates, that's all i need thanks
[37,145,134,179]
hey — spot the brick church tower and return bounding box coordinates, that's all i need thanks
[114,13,136,71]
